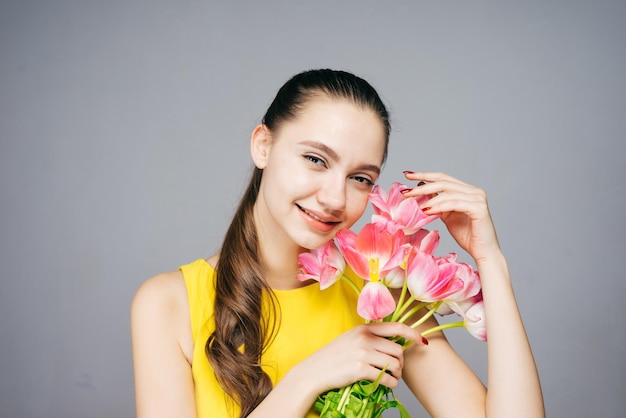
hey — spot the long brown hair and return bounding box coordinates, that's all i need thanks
[206,69,391,417]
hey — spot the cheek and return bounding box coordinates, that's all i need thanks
[345,190,371,224]
[265,157,309,193]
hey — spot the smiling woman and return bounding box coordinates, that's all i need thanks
[251,97,386,251]
[130,69,544,418]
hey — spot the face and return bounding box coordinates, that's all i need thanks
[252,96,387,251]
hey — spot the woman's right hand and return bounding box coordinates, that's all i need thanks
[247,321,426,418]
[292,322,425,394]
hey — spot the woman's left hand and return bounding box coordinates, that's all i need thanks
[402,171,501,264]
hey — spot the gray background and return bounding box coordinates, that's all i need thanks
[1,1,625,417]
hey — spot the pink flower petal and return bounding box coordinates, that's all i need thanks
[382,265,406,288]
[407,229,440,255]
[319,265,342,290]
[436,254,481,302]
[464,301,487,341]
[405,251,440,300]
[381,243,411,277]
[369,182,440,235]
[357,281,396,321]
[369,184,390,215]
[297,240,345,288]
[355,223,393,259]
[297,252,321,277]
[336,229,369,279]
[406,251,464,302]
[371,214,403,235]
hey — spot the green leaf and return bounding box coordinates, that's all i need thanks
[320,410,345,418]
[315,390,342,415]
[313,380,411,418]
[393,393,411,418]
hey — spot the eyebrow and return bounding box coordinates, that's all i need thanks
[299,140,381,175]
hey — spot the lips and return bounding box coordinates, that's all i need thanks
[296,204,340,225]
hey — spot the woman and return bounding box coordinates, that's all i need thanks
[131,69,544,417]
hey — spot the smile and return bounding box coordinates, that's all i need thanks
[296,204,339,225]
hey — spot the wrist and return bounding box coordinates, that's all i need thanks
[474,250,512,286]
[248,366,320,418]
[281,363,322,405]
[474,248,506,269]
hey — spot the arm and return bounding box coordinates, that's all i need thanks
[248,321,425,417]
[132,272,425,418]
[131,272,197,418]
[401,171,545,418]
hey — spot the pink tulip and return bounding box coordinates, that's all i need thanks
[369,182,440,235]
[406,229,440,255]
[435,301,455,316]
[382,229,440,289]
[463,300,487,341]
[357,281,397,321]
[381,265,406,288]
[436,253,482,302]
[335,223,409,283]
[405,250,464,302]
[438,291,483,317]
[297,240,345,290]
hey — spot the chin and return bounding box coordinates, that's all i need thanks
[293,231,338,250]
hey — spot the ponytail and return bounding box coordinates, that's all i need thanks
[206,69,390,416]
[206,167,278,416]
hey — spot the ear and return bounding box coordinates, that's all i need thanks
[250,124,272,169]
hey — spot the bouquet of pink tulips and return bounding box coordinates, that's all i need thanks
[298,182,487,418]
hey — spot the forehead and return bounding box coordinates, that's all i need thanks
[276,96,387,163]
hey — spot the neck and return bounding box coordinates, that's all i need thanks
[253,203,307,291]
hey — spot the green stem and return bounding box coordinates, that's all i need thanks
[420,321,465,337]
[397,302,428,325]
[390,274,409,321]
[356,398,370,418]
[390,295,416,323]
[401,301,443,349]
[409,300,442,329]
[337,384,352,413]
[341,274,361,297]
[372,386,387,418]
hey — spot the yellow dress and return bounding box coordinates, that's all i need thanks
[181,258,365,418]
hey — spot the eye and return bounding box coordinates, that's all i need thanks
[351,175,375,187]
[303,154,327,167]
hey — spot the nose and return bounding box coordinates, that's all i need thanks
[317,176,347,212]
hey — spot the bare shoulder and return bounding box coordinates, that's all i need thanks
[207,254,219,268]
[131,270,193,362]
[132,270,188,317]
[131,270,196,415]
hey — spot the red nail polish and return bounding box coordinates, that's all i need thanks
[403,170,415,175]
[417,181,426,187]
[422,336,429,346]
[400,188,411,194]
[421,207,431,212]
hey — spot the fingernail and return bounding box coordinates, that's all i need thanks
[421,207,431,212]
[422,336,429,346]
[403,170,415,175]
[400,188,411,194]
[417,181,426,187]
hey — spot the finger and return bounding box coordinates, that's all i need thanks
[403,171,470,187]
[366,351,404,379]
[423,189,485,206]
[367,366,400,388]
[363,323,429,352]
[364,322,424,345]
[403,179,480,200]
[422,194,488,217]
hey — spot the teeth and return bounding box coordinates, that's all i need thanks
[306,210,325,222]
[299,206,329,223]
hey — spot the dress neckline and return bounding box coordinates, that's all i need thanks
[199,258,321,295]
